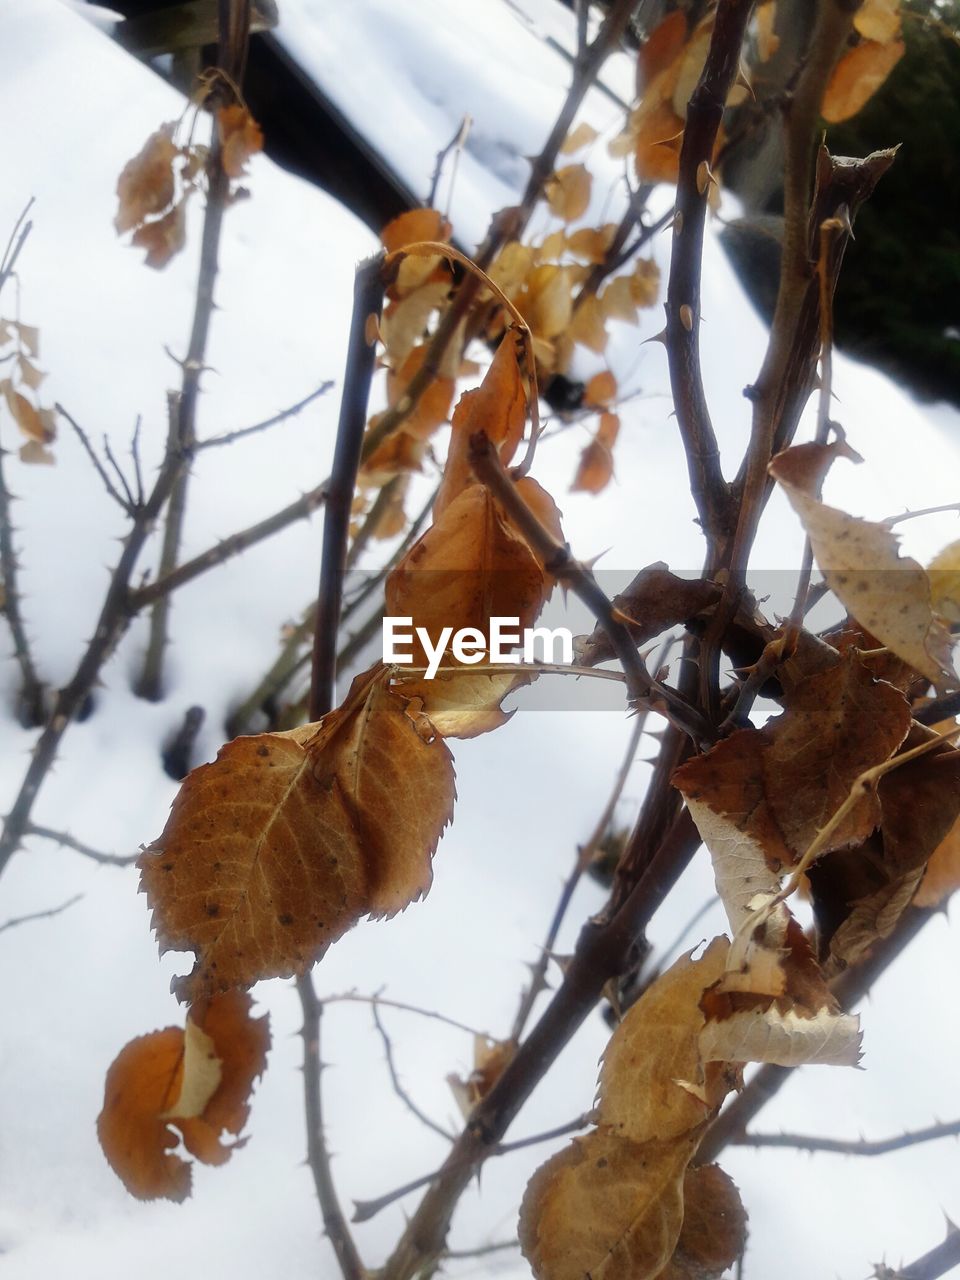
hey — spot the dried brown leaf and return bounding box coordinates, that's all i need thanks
[217,105,263,179]
[140,666,454,1001]
[822,38,905,123]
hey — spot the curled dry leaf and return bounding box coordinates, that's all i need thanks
[598,940,731,1143]
[381,207,451,297]
[770,443,957,687]
[575,563,721,668]
[584,371,617,408]
[520,1132,696,1280]
[656,1164,748,1280]
[140,665,455,1002]
[447,1034,517,1117]
[217,104,263,179]
[521,945,741,1280]
[434,331,527,519]
[394,668,529,740]
[821,38,905,124]
[699,901,862,1067]
[131,199,188,271]
[96,991,269,1201]
[115,124,178,233]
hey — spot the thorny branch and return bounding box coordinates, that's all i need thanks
[0,212,45,728]
[873,1225,960,1280]
[664,0,753,554]
[372,1004,455,1143]
[25,823,139,867]
[296,253,386,1280]
[136,43,239,701]
[0,892,83,935]
[0,2,255,877]
[733,1118,960,1157]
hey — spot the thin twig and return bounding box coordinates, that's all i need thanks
[56,404,132,512]
[131,480,328,609]
[0,198,34,293]
[443,1240,520,1261]
[319,992,491,1041]
[884,501,960,529]
[137,30,245,701]
[25,823,138,867]
[372,1004,455,1142]
[733,1118,960,1157]
[196,381,334,449]
[427,116,472,210]
[0,893,83,935]
[510,688,650,1043]
[353,1113,592,1224]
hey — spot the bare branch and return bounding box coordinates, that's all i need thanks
[0,198,34,293]
[510,688,651,1043]
[733,1118,960,1157]
[372,1004,455,1142]
[443,1239,520,1261]
[137,5,254,701]
[353,1113,592,1224]
[26,823,138,867]
[916,691,960,726]
[319,992,492,1041]
[0,892,83,935]
[196,381,334,450]
[298,976,366,1280]
[131,480,328,610]
[55,404,133,513]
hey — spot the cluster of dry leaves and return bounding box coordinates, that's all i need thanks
[114,102,262,269]
[97,12,960,1277]
[0,317,55,464]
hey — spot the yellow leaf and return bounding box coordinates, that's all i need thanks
[822,38,905,123]
[584,371,618,408]
[854,0,901,44]
[770,443,956,686]
[568,294,608,353]
[520,1131,695,1280]
[928,538,960,623]
[755,2,780,62]
[380,280,451,368]
[598,941,731,1143]
[522,264,574,339]
[601,276,640,324]
[914,816,960,907]
[545,164,592,223]
[560,121,599,154]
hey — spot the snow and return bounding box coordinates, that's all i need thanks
[0,1,957,1277]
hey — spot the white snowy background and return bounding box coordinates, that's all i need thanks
[0,2,958,1277]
